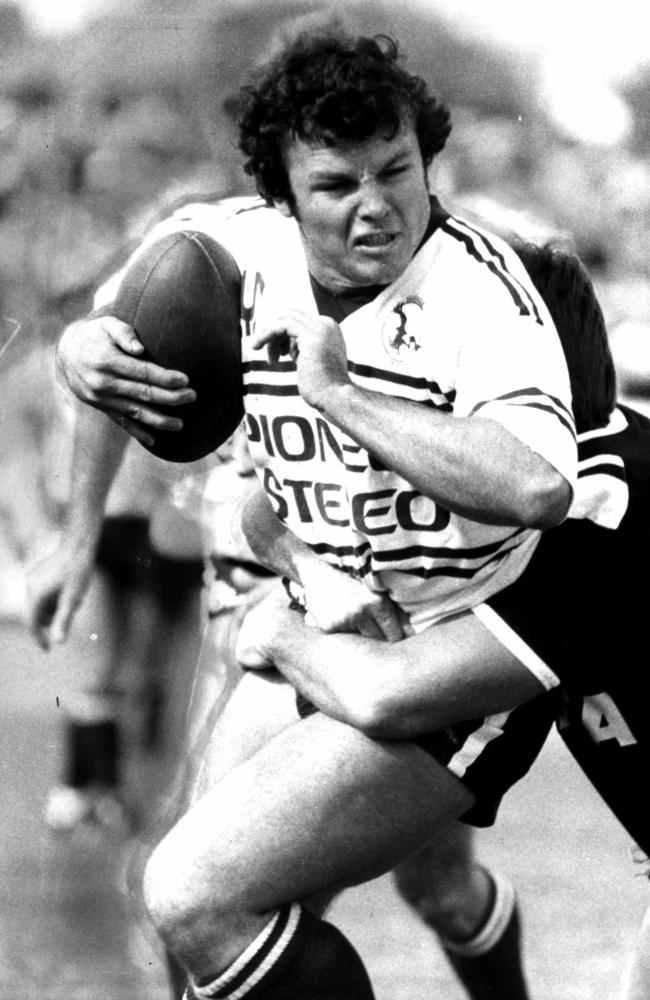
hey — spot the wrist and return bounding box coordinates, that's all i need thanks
[24,526,62,565]
[61,518,102,563]
[310,379,356,420]
[264,605,310,668]
[252,603,296,663]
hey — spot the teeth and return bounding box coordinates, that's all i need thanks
[359,233,393,247]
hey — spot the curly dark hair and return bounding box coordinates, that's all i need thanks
[514,240,616,432]
[237,31,452,206]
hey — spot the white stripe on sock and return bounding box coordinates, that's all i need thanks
[192,903,302,999]
[442,872,516,958]
[228,903,302,1000]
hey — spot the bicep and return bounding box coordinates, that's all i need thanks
[454,305,576,493]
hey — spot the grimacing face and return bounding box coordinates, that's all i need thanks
[274,122,431,293]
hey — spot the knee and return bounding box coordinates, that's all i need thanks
[394,850,491,940]
[393,853,465,924]
[142,829,231,952]
[142,836,195,946]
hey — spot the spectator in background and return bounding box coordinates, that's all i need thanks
[11,333,205,833]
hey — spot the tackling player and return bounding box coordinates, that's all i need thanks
[47,28,591,1000]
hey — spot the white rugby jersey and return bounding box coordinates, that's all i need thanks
[97,195,578,629]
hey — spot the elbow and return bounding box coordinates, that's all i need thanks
[345,682,413,740]
[518,471,572,530]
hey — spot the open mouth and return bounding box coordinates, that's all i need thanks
[355,232,397,248]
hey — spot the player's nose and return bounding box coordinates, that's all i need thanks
[357,179,391,219]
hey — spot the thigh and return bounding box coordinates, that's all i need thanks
[188,669,300,801]
[187,575,282,744]
[155,711,475,914]
[621,902,650,1000]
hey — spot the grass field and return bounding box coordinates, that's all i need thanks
[1,618,647,999]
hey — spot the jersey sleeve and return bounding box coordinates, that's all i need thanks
[448,237,577,490]
[93,267,124,310]
[92,197,250,311]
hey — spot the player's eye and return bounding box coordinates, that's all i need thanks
[381,164,409,181]
[313,179,354,194]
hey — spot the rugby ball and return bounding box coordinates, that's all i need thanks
[112,229,244,462]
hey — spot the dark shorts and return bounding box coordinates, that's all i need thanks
[296,687,558,828]
[484,512,650,853]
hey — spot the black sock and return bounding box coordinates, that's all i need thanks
[64,718,120,788]
[166,950,187,999]
[187,903,375,1000]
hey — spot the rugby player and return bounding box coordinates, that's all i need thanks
[237,239,649,997]
[47,29,587,1000]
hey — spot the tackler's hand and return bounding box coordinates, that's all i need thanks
[299,558,408,642]
[235,587,299,670]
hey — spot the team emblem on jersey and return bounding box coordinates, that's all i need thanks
[241,269,265,338]
[382,296,425,362]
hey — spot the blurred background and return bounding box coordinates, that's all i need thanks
[1,2,650,997]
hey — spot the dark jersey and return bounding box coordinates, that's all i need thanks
[485,404,650,851]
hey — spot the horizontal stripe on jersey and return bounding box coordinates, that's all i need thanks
[568,407,630,528]
[470,387,575,437]
[242,358,456,410]
[303,531,525,584]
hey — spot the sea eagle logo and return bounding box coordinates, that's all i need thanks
[382,296,424,362]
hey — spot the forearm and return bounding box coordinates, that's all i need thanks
[261,608,544,738]
[268,625,382,729]
[316,383,570,529]
[241,485,319,583]
[65,401,129,551]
